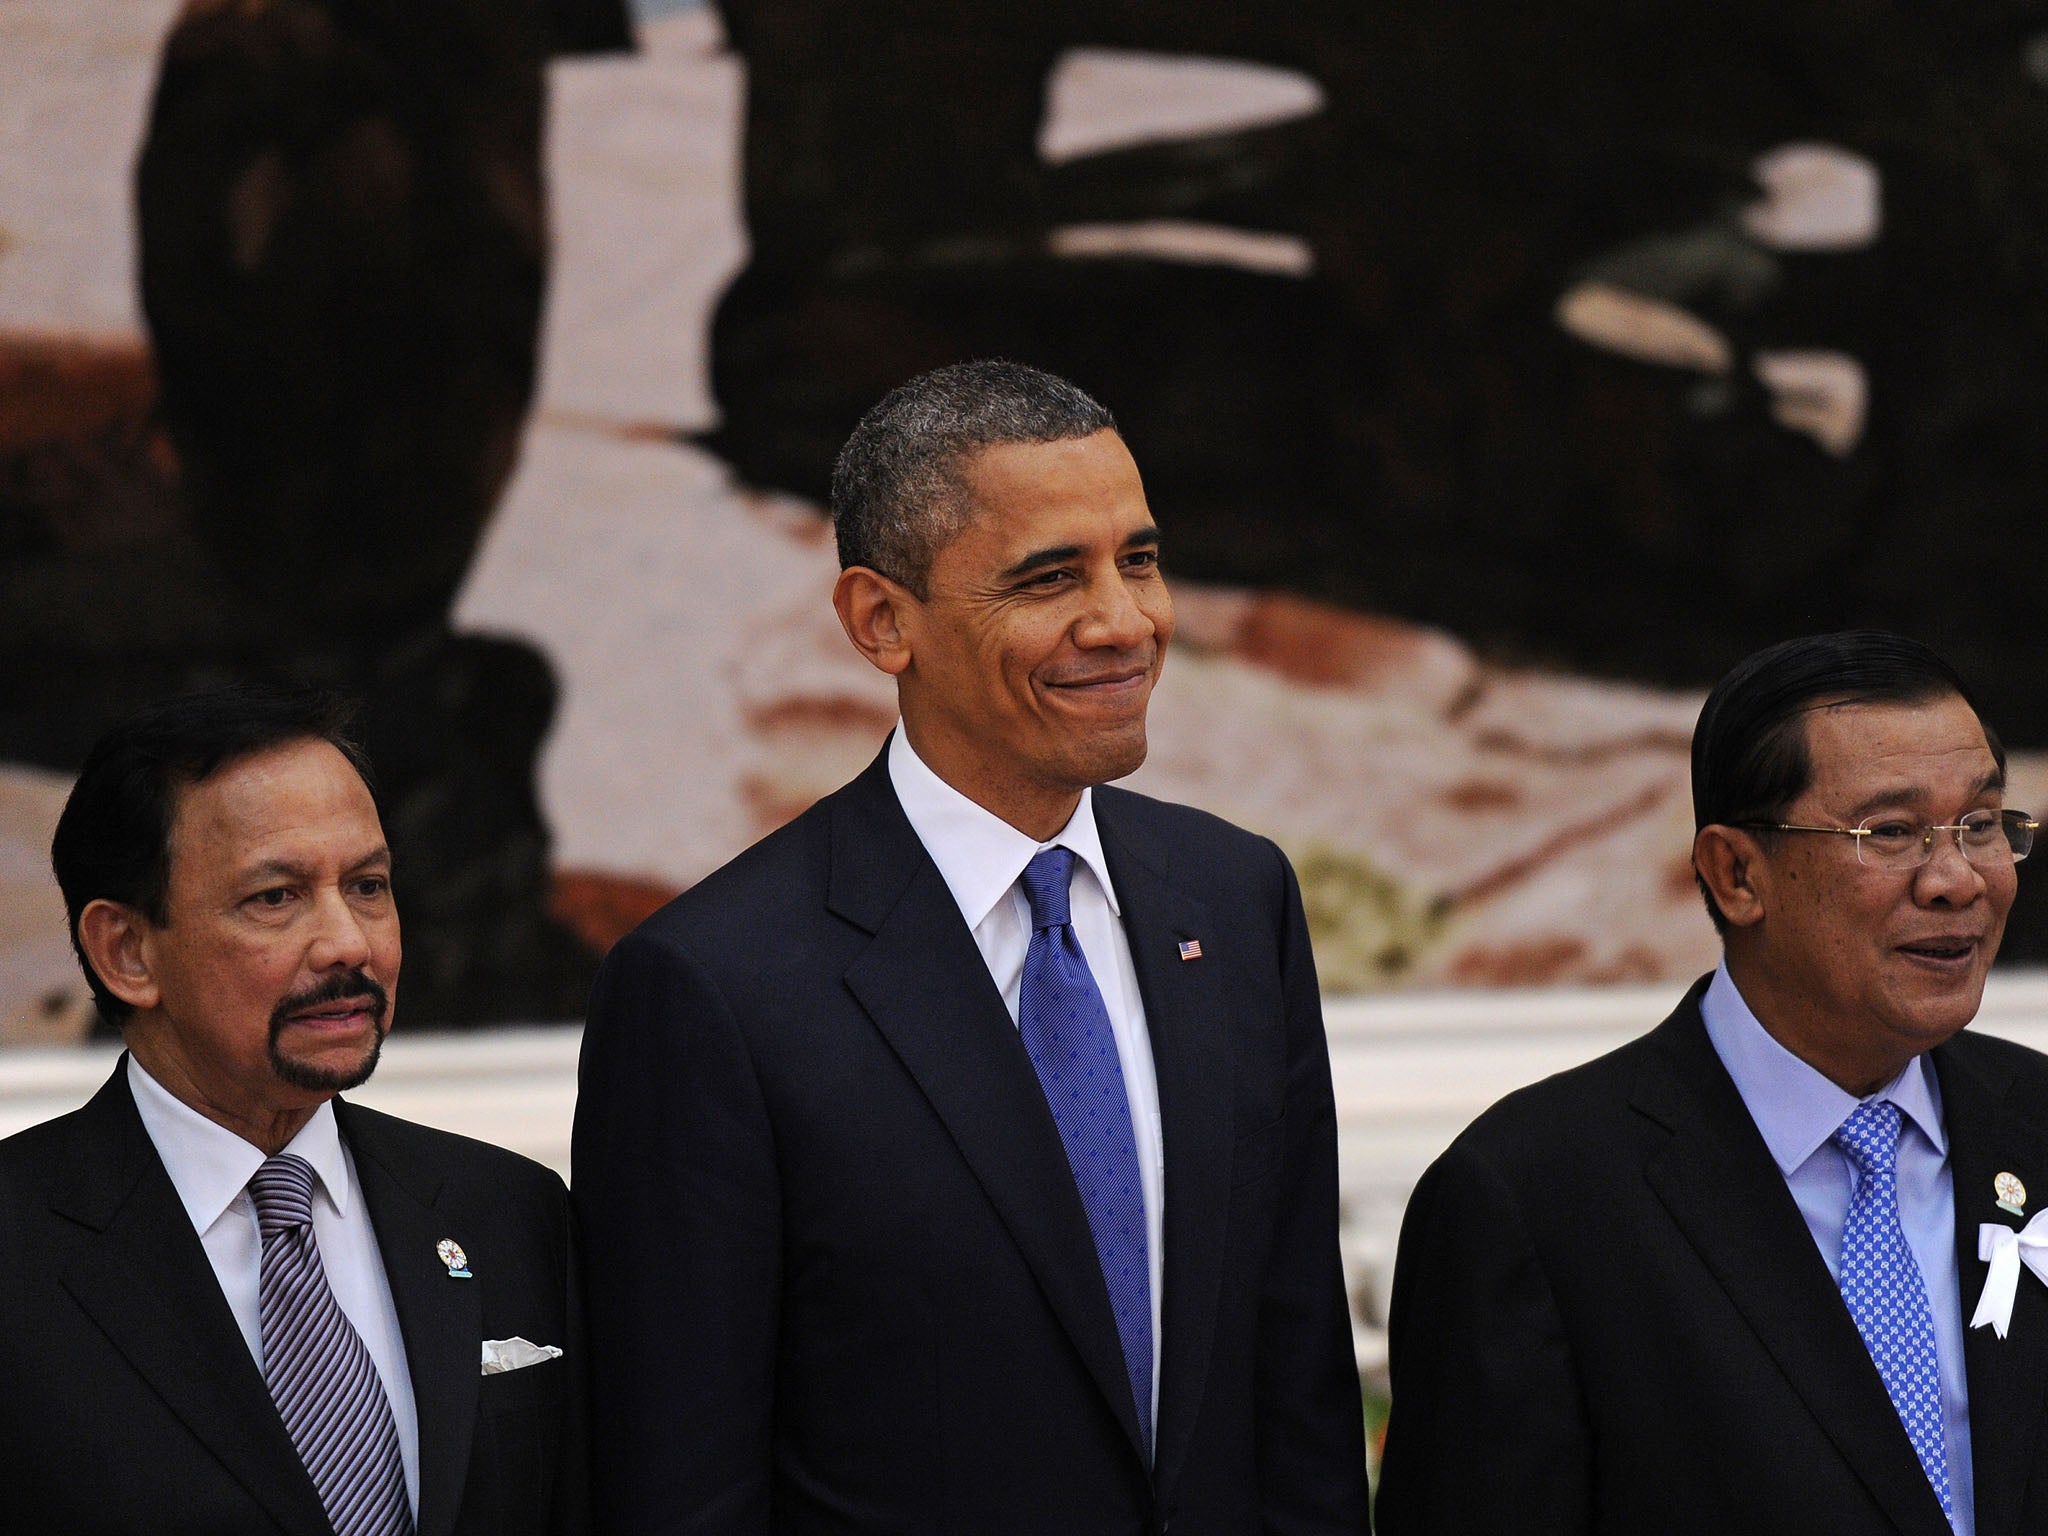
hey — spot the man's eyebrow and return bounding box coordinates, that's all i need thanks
[238,858,311,885]
[236,846,392,884]
[1843,769,2006,820]
[1001,545,1083,580]
[997,525,1163,582]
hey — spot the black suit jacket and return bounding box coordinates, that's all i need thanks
[573,746,1369,1535]
[1376,977,2048,1536]
[0,1062,589,1536]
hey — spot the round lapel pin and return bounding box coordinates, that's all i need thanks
[1996,1172,2027,1218]
[437,1237,474,1278]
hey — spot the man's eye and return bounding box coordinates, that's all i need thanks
[352,876,390,899]
[248,887,295,909]
[1960,813,2005,844]
[1864,822,1919,845]
[1123,549,1160,570]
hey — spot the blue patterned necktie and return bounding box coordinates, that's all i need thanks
[1017,846,1153,1451]
[1834,1099,1954,1524]
[249,1154,415,1536]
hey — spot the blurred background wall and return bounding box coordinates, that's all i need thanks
[8,0,2048,1042]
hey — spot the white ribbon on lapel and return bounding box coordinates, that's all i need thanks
[1970,1212,2048,1337]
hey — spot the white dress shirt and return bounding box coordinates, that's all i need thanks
[888,728,1166,1432]
[127,1055,422,1518]
[1701,961,1973,1535]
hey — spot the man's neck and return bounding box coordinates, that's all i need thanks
[1721,950,1914,1097]
[124,1025,321,1155]
[895,723,1083,842]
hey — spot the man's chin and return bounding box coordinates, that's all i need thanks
[269,1029,385,1095]
[1058,724,1151,789]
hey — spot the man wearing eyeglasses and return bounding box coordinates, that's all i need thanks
[1378,630,2048,1536]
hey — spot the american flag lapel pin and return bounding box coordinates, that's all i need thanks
[1177,939,1203,961]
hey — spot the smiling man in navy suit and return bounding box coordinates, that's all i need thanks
[0,683,586,1536]
[574,359,1369,1535]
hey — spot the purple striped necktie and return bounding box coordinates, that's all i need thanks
[248,1153,414,1536]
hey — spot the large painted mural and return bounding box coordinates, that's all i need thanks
[6,0,2048,1041]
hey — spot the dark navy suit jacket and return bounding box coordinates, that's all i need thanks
[1378,978,2048,1536]
[574,746,1369,1535]
[0,1065,589,1536]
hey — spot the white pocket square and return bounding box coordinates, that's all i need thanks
[481,1337,563,1375]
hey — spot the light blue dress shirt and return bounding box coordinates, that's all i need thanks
[1701,961,1973,1533]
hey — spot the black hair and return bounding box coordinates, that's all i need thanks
[50,682,375,1023]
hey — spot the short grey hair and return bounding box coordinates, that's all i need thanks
[830,359,1118,596]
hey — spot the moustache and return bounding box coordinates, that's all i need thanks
[268,970,389,1038]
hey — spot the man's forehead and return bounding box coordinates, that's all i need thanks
[165,739,384,870]
[1798,693,1998,792]
[959,436,1150,528]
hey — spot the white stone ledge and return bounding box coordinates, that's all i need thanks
[12,973,2048,1388]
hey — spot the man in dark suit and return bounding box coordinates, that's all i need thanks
[1377,631,2048,1536]
[0,683,587,1536]
[574,360,1369,1534]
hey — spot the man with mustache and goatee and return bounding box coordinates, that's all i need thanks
[575,360,1369,1535]
[0,684,588,1536]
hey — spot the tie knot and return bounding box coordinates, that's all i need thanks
[248,1153,318,1236]
[1020,846,1077,931]
[1834,1098,1904,1178]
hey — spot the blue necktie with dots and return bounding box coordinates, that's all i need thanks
[1834,1098,1953,1524]
[1017,846,1153,1451]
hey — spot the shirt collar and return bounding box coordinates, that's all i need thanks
[888,728,1122,929]
[126,1054,353,1235]
[1699,959,1948,1177]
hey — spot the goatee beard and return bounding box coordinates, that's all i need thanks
[267,969,390,1093]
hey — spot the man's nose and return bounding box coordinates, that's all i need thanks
[307,889,374,970]
[1077,569,1155,649]
[1916,825,1989,901]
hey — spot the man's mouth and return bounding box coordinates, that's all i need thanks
[1044,656,1154,692]
[1896,936,1981,965]
[272,971,389,1036]
[286,999,379,1026]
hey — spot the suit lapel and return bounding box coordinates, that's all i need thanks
[1095,795,1232,1504]
[54,1064,333,1536]
[1635,1001,1953,1536]
[1939,1039,2048,1536]
[339,1101,482,1536]
[831,756,1150,1466]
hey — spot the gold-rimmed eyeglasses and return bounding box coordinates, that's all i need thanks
[1739,809,2038,871]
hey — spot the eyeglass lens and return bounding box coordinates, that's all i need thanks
[1855,810,2035,868]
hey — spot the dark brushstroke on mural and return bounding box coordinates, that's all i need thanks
[701,0,2048,955]
[0,0,633,1026]
[705,0,2048,736]
[10,0,2048,1007]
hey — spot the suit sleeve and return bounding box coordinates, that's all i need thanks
[1254,848,1374,1535]
[550,1183,593,1536]
[1372,1138,1594,1535]
[573,928,781,1536]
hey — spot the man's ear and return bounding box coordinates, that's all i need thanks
[75,898,162,1013]
[833,566,917,677]
[1693,825,1769,930]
